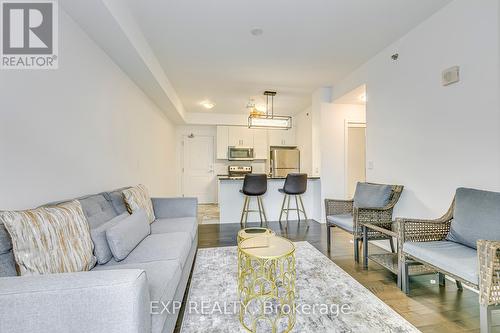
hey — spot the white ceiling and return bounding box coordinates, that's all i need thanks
[126,0,451,115]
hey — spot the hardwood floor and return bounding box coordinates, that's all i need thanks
[175,220,498,332]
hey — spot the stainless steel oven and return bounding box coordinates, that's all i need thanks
[228,146,254,161]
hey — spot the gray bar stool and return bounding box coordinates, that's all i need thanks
[278,173,309,228]
[240,174,268,227]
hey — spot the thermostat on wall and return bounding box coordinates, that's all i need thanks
[442,66,460,86]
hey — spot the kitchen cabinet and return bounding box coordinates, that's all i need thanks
[252,129,268,160]
[216,125,295,160]
[216,126,229,159]
[228,126,253,147]
[268,127,296,146]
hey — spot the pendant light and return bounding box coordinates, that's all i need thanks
[248,91,292,130]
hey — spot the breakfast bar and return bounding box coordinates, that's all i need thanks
[218,177,321,223]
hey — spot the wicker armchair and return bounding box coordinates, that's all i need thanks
[325,184,403,262]
[398,190,500,333]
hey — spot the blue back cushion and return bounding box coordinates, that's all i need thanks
[354,183,393,208]
[447,188,500,249]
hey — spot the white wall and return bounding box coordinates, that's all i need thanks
[331,0,500,218]
[320,104,366,200]
[0,9,177,209]
[295,107,312,175]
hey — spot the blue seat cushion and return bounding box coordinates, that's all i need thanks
[404,241,478,284]
[354,183,393,208]
[326,214,354,232]
[446,187,500,249]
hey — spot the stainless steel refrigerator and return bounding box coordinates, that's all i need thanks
[270,148,300,178]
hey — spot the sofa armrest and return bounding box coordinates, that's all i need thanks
[0,270,151,333]
[152,197,198,219]
[477,240,500,306]
[324,199,353,217]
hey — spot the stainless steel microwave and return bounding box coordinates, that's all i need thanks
[228,146,254,161]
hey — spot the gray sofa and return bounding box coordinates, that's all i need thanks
[0,188,198,333]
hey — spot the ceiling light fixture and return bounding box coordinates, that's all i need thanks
[248,91,292,130]
[200,100,215,109]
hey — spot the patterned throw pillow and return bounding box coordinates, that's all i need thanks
[0,200,97,276]
[122,184,156,223]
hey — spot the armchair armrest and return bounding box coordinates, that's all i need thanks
[0,270,151,333]
[324,198,353,216]
[152,197,198,219]
[477,240,500,306]
[397,217,452,245]
[397,204,453,245]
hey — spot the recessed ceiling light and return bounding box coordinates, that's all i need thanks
[200,100,215,109]
[250,27,263,36]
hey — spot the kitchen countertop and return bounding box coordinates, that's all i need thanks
[218,175,320,180]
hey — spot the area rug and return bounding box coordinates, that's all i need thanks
[180,241,420,333]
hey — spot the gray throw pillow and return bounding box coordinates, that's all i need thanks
[90,213,129,265]
[106,209,151,261]
[354,183,393,208]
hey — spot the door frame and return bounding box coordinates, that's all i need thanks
[180,134,216,203]
[344,121,367,199]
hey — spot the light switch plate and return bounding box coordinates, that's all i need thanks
[367,161,374,170]
[442,66,460,86]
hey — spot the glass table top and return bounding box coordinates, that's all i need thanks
[239,236,295,259]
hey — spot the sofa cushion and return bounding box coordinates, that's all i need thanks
[79,194,118,229]
[90,213,129,264]
[0,222,12,254]
[0,200,96,275]
[326,214,354,232]
[0,251,17,277]
[106,232,192,269]
[404,240,478,284]
[93,259,182,302]
[354,183,393,208]
[151,217,198,240]
[106,210,151,261]
[93,259,182,333]
[447,188,500,249]
[103,187,131,215]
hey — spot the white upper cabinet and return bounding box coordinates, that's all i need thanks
[216,125,294,160]
[228,127,253,147]
[252,129,268,160]
[268,127,296,146]
[216,126,229,159]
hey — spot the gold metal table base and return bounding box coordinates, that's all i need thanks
[238,236,296,332]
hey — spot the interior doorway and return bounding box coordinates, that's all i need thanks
[345,122,367,198]
[181,134,216,203]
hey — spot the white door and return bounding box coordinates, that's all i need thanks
[182,135,216,203]
[346,124,366,198]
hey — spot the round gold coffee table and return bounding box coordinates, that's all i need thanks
[237,227,275,244]
[237,236,296,332]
